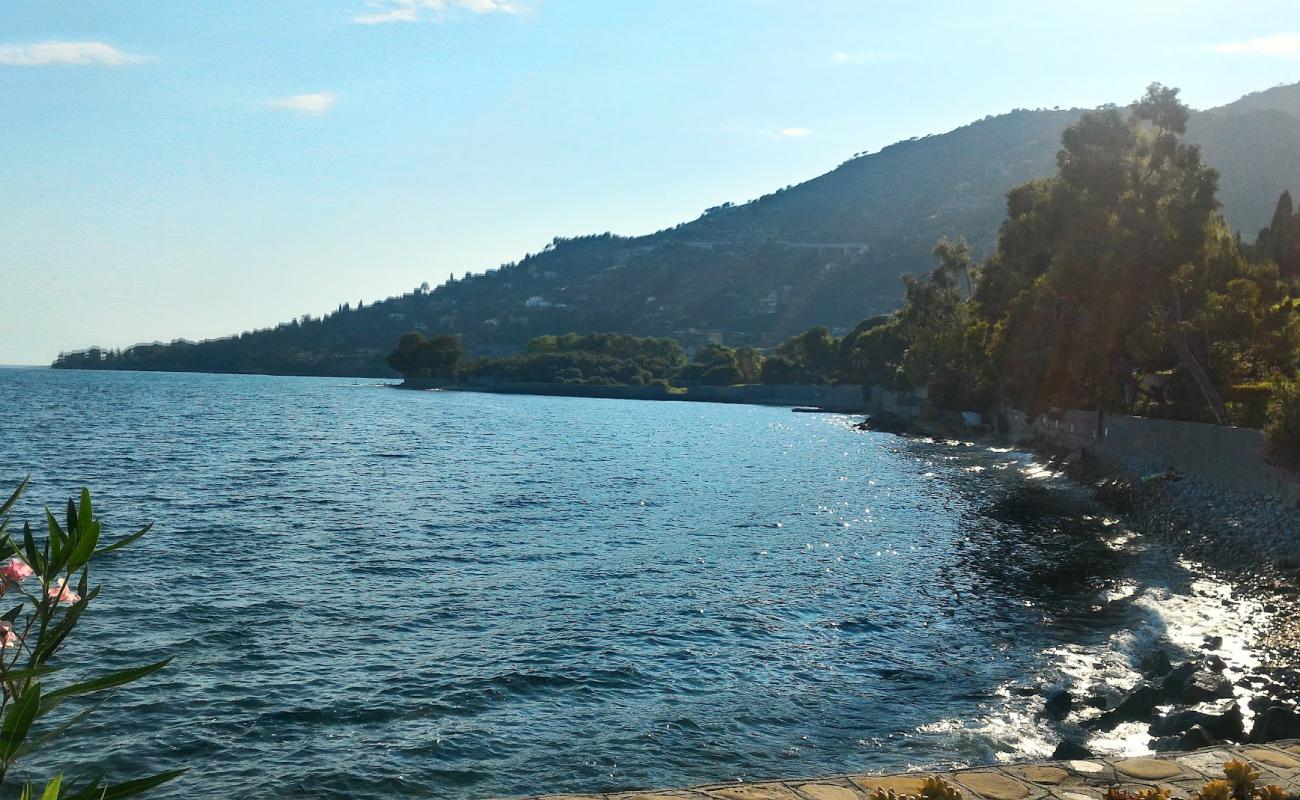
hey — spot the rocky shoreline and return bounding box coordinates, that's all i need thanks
[856,411,1300,761]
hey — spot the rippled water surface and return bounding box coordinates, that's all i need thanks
[0,368,1280,798]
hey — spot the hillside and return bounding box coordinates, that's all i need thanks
[54,82,1300,377]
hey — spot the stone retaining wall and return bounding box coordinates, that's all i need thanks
[1006,409,1300,507]
[517,741,1300,800]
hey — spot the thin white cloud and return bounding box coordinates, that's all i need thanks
[353,0,528,24]
[0,41,146,67]
[271,92,337,115]
[1213,33,1300,59]
[831,50,885,64]
[780,127,813,138]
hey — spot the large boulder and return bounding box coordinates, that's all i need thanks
[1249,705,1300,743]
[1153,724,1220,752]
[1150,702,1244,742]
[1114,681,1163,721]
[1087,681,1162,730]
[1162,663,1198,697]
[1043,690,1073,720]
[1142,649,1174,678]
[1182,671,1235,705]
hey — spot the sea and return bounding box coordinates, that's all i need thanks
[0,367,1288,798]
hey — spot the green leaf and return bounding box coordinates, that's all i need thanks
[0,665,62,683]
[64,499,77,541]
[38,774,61,800]
[63,769,187,800]
[1,683,40,763]
[92,523,152,560]
[31,587,99,667]
[64,520,100,573]
[77,489,92,536]
[18,696,107,758]
[0,478,27,519]
[45,509,66,568]
[2,604,24,623]
[40,658,172,714]
[22,522,42,574]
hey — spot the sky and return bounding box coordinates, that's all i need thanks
[2,1,1300,365]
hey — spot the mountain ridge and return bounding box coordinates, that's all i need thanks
[56,82,1300,377]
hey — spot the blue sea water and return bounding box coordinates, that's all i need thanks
[0,368,1282,798]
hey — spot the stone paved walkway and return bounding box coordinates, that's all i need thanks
[515,741,1300,800]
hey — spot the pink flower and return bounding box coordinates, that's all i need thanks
[0,558,33,584]
[0,621,20,648]
[48,579,79,605]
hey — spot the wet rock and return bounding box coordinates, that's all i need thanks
[1153,724,1221,752]
[1043,689,1073,719]
[1052,740,1094,760]
[1249,705,1300,743]
[1088,682,1161,730]
[1114,681,1162,720]
[1249,694,1282,713]
[1162,662,1198,697]
[1011,685,1040,697]
[1204,655,1228,673]
[1142,649,1173,678]
[1084,692,1109,710]
[1150,702,1244,741]
[859,412,914,435]
[1204,635,1224,650]
[1182,671,1235,704]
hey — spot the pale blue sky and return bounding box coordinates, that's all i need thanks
[2,0,1299,364]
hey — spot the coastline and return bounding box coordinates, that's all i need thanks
[397,377,870,412]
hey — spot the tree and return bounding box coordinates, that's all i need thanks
[386,332,464,379]
[977,83,1227,420]
[1258,191,1299,278]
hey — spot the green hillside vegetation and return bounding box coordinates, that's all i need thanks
[379,84,1300,464]
[865,85,1300,464]
[53,81,1300,379]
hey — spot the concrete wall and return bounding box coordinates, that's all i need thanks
[1008,408,1300,506]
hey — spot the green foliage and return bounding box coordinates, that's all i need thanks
[468,332,686,386]
[1265,376,1300,468]
[678,344,765,386]
[762,326,839,384]
[387,332,464,379]
[0,482,183,799]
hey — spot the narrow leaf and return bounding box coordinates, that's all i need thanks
[1,683,40,762]
[64,769,187,800]
[18,696,107,758]
[92,522,152,559]
[78,489,92,535]
[38,775,61,800]
[22,522,41,574]
[0,665,62,683]
[0,478,27,519]
[41,658,173,713]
